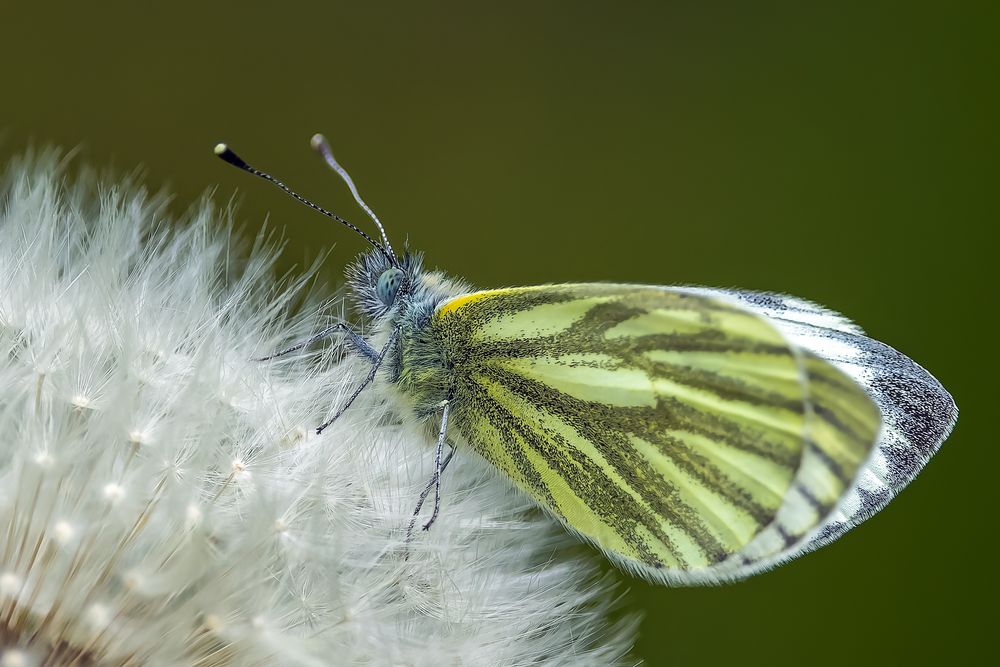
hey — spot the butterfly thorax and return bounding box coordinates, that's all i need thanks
[346,249,473,422]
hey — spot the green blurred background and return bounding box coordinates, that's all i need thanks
[3,2,994,664]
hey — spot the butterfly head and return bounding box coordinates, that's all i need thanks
[346,248,425,319]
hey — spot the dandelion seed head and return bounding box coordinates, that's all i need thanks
[203,614,225,634]
[0,574,19,596]
[185,503,203,528]
[86,604,112,630]
[102,483,125,503]
[51,521,75,545]
[1,648,36,667]
[0,151,635,665]
[31,453,53,469]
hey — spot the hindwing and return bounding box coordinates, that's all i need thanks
[431,284,881,584]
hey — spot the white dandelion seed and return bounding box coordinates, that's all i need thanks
[0,150,636,666]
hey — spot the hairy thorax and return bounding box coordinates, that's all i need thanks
[381,268,472,423]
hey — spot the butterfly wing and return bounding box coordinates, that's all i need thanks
[431,284,882,584]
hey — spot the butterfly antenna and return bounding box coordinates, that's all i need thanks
[214,143,396,265]
[310,133,395,260]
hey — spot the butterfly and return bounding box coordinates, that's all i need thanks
[214,136,957,585]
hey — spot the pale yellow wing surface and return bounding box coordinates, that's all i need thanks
[431,284,881,584]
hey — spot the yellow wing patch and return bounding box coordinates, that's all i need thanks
[432,284,880,584]
[436,288,518,317]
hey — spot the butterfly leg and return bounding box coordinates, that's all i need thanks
[316,326,400,435]
[423,400,451,532]
[255,322,379,363]
[405,401,454,543]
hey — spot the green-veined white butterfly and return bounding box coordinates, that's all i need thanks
[214,136,956,586]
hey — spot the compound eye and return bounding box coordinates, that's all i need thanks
[376,268,404,306]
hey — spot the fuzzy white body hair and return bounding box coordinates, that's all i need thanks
[0,151,635,667]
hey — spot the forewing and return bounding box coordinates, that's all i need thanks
[433,285,882,584]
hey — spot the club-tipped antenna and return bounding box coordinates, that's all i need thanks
[310,133,395,260]
[214,143,396,265]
